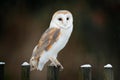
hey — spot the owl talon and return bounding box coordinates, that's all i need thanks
[50,62,58,67]
[58,64,64,71]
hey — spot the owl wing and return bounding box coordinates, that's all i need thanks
[32,28,60,58]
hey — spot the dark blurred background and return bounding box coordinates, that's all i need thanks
[0,0,120,80]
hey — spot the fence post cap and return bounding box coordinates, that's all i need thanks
[0,62,5,64]
[81,64,92,68]
[104,64,112,68]
[22,62,30,66]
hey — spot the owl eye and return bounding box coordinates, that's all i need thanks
[58,18,62,21]
[66,17,69,20]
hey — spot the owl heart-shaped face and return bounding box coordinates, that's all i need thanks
[51,10,73,29]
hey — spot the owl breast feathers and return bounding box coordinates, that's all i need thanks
[30,10,73,71]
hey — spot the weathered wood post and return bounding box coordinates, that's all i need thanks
[21,62,30,80]
[104,64,114,80]
[0,62,5,80]
[47,65,60,80]
[79,64,92,80]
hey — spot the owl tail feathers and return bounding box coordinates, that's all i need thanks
[29,56,38,71]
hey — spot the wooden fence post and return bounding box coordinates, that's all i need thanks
[47,65,60,80]
[21,62,30,80]
[79,64,92,80]
[104,64,114,80]
[0,62,5,80]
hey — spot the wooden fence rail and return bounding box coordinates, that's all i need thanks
[0,62,114,80]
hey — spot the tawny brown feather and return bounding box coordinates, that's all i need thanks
[32,28,61,58]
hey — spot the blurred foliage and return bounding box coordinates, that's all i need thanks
[0,0,120,80]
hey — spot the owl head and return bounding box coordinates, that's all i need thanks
[50,10,73,29]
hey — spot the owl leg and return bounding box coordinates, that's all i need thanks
[49,57,58,67]
[49,57,64,70]
[54,59,64,70]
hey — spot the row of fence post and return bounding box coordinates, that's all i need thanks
[0,62,114,80]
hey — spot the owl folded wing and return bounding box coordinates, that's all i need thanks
[32,28,60,57]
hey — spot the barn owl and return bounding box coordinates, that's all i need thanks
[30,10,73,71]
